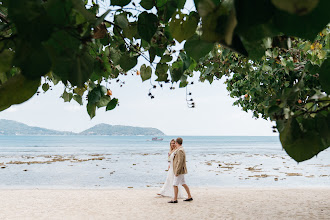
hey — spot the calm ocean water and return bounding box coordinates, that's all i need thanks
[0,136,329,188]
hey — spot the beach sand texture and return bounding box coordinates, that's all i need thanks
[0,188,329,220]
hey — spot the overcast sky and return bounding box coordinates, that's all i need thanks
[0,72,276,136]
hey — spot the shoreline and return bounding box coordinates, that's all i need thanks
[1,185,330,190]
[0,188,329,219]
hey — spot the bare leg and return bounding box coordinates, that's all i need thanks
[182,184,192,199]
[173,186,178,201]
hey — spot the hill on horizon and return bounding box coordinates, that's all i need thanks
[79,123,165,136]
[0,119,74,135]
[0,119,165,136]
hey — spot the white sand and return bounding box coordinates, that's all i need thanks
[0,188,329,219]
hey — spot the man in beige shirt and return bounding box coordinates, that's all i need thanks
[168,137,193,203]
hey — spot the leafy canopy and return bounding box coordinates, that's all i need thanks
[0,0,330,162]
[195,27,330,162]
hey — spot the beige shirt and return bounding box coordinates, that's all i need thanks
[173,146,188,176]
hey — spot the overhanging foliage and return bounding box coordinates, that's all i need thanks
[0,0,329,162]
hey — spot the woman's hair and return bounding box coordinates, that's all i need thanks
[169,139,176,152]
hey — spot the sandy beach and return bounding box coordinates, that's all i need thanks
[0,188,329,220]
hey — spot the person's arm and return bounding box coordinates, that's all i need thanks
[174,150,184,176]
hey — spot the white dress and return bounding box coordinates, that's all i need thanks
[158,151,184,199]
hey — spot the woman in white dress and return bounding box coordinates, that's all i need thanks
[158,139,184,198]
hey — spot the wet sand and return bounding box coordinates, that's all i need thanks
[1,153,330,188]
[0,188,329,219]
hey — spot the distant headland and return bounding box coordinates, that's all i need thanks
[0,119,165,136]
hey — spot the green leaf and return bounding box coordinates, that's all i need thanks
[177,0,186,9]
[119,54,138,71]
[223,35,248,56]
[14,42,51,79]
[241,38,266,60]
[154,47,166,57]
[8,0,54,43]
[184,34,214,62]
[106,98,118,111]
[87,103,96,119]
[111,0,131,6]
[179,74,188,88]
[235,2,280,59]
[278,115,330,162]
[109,47,122,65]
[73,94,83,105]
[45,0,73,26]
[115,13,129,29]
[273,0,330,41]
[267,105,281,116]
[149,47,156,63]
[200,3,248,55]
[123,22,138,40]
[62,90,73,102]
[42,83,50,92]
[201,1,237,45]
[155,63,169,81]
[205,74,214,84]
[179,80,188,88]
[160,54,172,63]
[88,86,103,105]
[169,11,199,43]
[179,52,193,71]
[0,24,9,32]
[100,33,112,46]
[271,0,319,15]
[157,0,180,22]
[52,49,94,87]
[96,95,111,108]
[0,72,8,84]
[71,0,96,22]
[305,62,321,75]
[100,85,107,94]
[204,64,214,76]
[170,60,184,82]
[95,9,110,27]
[319,58,330,94]
[46,30,81,53]
[137,12,158,42]
[156,0,168,8]
[73,87,86,97]
[140,0,155,10]
[234,0,276,36]
[318,50,326,60]
[140,64,152,81]
[45,31,93,87]
[0,74,40,111]
[0,49,14,73]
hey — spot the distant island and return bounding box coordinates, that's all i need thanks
[80,123,164,136]
[0,119,165,136]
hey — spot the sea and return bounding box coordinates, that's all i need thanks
[0,136,329,189]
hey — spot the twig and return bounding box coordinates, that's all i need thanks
[103,19,157,69]
[0,10,9,23]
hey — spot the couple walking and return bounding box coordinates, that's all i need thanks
[158,137,193,203]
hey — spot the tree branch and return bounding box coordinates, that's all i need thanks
[0,34,16,42]
[0,10,9,23]
[103,19,157,68]
[306,104,330,114]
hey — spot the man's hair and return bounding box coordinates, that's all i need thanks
[176,137,183,145]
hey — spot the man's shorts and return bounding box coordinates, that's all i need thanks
[173,174,186,186]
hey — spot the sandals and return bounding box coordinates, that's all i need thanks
[183,198,193,202]
[168,200,178,203]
